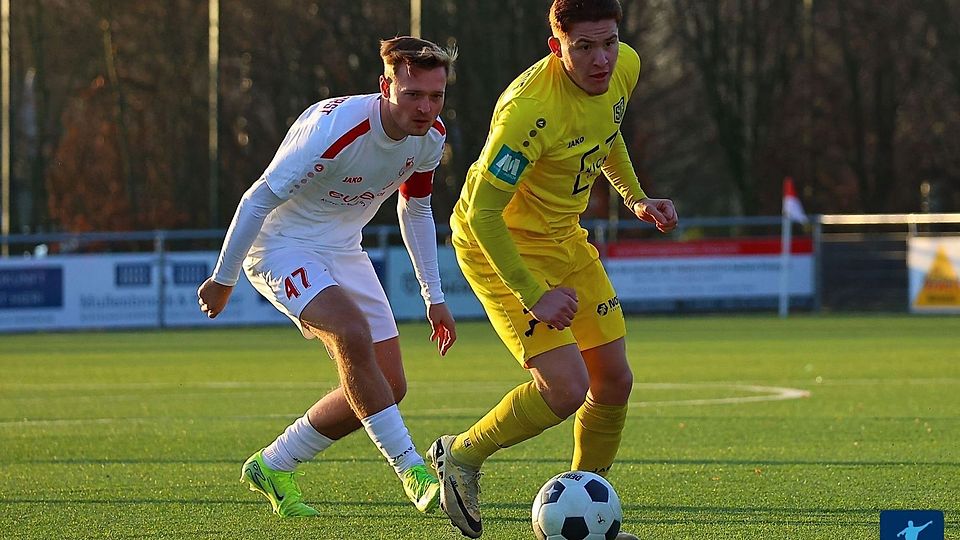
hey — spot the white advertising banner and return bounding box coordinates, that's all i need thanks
[605,239,814,306]
[386,239,813,320]
[0,252,287,333]
[385,246,485,321]
[0,239,817,332]
[908,236,960,314]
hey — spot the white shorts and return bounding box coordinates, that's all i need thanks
[243,247,399,342]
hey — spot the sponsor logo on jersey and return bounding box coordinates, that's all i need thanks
[320,97,348,115]
[488,144,529,185]
[567,136,585,149]
[596,296,620,316]
[326,183,396,207]
[327,190,376,206]
[398,156,415,177]
[613,96,625,124]
[342,176,363,184]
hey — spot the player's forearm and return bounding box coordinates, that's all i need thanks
[211,179,281,286]
[466,183,546,308]
[602,133,647,209]
[397,194,445,305]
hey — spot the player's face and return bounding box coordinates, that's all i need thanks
[550,19,620,96]
[380,65,447,139]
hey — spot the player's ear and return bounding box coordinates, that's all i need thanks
[379,75,391,99]
[548,36,562,58]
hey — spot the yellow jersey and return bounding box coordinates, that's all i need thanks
[450,42,646,308]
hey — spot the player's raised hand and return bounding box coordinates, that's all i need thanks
[633,198,678,233]
[427,302,457,356]
[530,287,579,330]
[197,278,234,319]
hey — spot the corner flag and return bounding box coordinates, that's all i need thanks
[783,177,808,224]
[779,176,807,317]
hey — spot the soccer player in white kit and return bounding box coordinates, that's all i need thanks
[196,36,458,517]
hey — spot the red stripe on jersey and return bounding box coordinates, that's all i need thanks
[399,171,434,200]
[321,119,371,159]
[431,119,446,136]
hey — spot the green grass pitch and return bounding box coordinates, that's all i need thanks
[1,315,958,539]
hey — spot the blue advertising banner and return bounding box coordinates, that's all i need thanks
[0,267,63,309]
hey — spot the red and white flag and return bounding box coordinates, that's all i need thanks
[782,177,808,224]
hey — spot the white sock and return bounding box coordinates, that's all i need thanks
[262,414,334,472]
[360,404,424,476]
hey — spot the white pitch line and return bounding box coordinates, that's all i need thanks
[413,383,812,411]
[630,383,810,407]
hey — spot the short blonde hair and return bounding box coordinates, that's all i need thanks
[379,36,458,79]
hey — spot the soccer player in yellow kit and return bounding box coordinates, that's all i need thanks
[425,1,676,538]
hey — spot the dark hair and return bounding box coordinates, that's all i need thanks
[379,36,458,78]
[549,0,623,34]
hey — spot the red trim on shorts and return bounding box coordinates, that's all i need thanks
[399,171,434,199]
[321,119,371,159]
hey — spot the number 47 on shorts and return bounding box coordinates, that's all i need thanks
[285,267,311,299]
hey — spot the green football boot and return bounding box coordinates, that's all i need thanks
[401,463,441,514]
[240,450,319,517]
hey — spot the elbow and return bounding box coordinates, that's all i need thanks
[464,205,496,232]
[399,195,433,220]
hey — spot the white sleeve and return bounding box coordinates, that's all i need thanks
[397,194,444,305]
[211,178,283,286]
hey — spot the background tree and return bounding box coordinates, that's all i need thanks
[4,0,959,236]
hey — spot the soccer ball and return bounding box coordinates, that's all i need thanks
[531,471,623,540]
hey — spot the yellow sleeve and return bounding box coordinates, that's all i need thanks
[475,98,549,192]
[602,132,646,210]
[463,180,547,309]
[603,43,645,209]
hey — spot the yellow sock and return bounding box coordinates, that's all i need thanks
[451,381,563,468]
[571,395,627,476]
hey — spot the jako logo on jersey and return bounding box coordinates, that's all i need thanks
[567,136,585,149]
[398,156,415,177]
[488,144,529,185]
[613,97,625,124]
[342,176,363,184]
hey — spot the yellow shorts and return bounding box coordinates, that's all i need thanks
[454,229,626,365]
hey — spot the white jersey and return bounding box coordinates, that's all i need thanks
[254,93,445,253]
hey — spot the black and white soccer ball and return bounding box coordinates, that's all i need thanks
[531,470,623,540]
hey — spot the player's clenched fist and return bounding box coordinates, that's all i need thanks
[530,287,579,330]
[197,277,233,318]
[633,198,678,233]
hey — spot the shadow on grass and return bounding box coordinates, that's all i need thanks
[2,497,921,529]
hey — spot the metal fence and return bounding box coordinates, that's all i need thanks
[1,213,959,320]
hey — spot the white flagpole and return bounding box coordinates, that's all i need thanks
[778,207,793,318]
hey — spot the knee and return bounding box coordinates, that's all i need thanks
[323,323,375,364]
[611,368,634,395]
[544,377,590,418]
[593,366,633,403]
[387,374,407,403]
